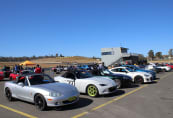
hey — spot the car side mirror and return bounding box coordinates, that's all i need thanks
[18,82,24,87]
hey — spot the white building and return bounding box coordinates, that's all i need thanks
[101,47,139,66]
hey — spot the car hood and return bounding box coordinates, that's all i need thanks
[32,83,78,94]
[87,76,116,86]
[130,71,150,75]
[136,69,154,74]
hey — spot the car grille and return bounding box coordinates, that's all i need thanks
[109,86,116,92]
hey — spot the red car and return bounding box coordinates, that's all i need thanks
[0,73,4,80]
[0,66,11,80]
[166,64,173,69]
[9,70,33,81]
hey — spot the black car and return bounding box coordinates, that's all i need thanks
[90,69,133,89]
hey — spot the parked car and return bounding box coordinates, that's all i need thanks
[9,70,34,81]
[4,74,79,111]
[77,65,91,70]
[156,65,171,72]
[165,64,173,69]
[109,67,153,84]
[0,66,11,78]
[144,65,162,73]
[91,69,133,89]
[0,73,4,80]
[54,70,117,97]
[121,65,156,79]
[52,66,63,73]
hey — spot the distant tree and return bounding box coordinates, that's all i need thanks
[148,50,154,61]
[50,54,54,58]
[138,54,146,61]
[32,55,36,59]
[93,56,96,59]
[155,52,163,59]
[168,49,173,57]
[56,53,59,57]
[60,54,64,57]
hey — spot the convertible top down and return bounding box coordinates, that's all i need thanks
[4,73,79,111]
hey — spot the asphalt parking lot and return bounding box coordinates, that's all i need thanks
[0,71,173,118]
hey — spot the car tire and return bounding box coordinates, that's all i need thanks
[5,88,14,101]
[134,76,144,84]
[87,85,99,97]
[34,94,47,111]
[114,79,122,89]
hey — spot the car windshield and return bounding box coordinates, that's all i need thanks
[28,75,55,85]
[77,71,93,79]
[102,69,112,75]
[126,68,135,72]
[22,70,33,74]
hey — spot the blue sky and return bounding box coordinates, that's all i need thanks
[0,0,173,57]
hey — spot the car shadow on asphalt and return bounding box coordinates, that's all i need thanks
[124,84,140,89]
[147,81,158,84]
[5,97,93,111]
[101,90,125,98]
[155,77,160,80]
[52,97,93,111]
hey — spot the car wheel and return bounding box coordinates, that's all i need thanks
[87,85,99,97]
[114,79,121,89]
[34,94,47,111]
[5,88,14,101]
[134,76,144,84]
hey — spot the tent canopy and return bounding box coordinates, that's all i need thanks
[20,60,36,66]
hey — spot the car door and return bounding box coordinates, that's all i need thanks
[62,72,75,86]
[112,68,128,75]
[15,78,32,102]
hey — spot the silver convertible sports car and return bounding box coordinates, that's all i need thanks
[4,74,80,111]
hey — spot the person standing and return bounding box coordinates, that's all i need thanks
[34,64,42,73]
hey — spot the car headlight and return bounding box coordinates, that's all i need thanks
[144,74,150,77]
[99,84,107,86]
[49,92,61,97]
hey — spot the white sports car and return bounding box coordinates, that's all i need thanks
[156,65,171,72]
[109,67,153,84]
[54,70,117,97]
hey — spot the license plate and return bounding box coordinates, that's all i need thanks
[68,96,76,102]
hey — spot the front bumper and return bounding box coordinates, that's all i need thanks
[99,86,117,95]
[45,93,79,107]
[144,77,153,83]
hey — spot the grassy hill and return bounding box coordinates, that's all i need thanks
[0,56,100,69]
[33,56,99,63]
